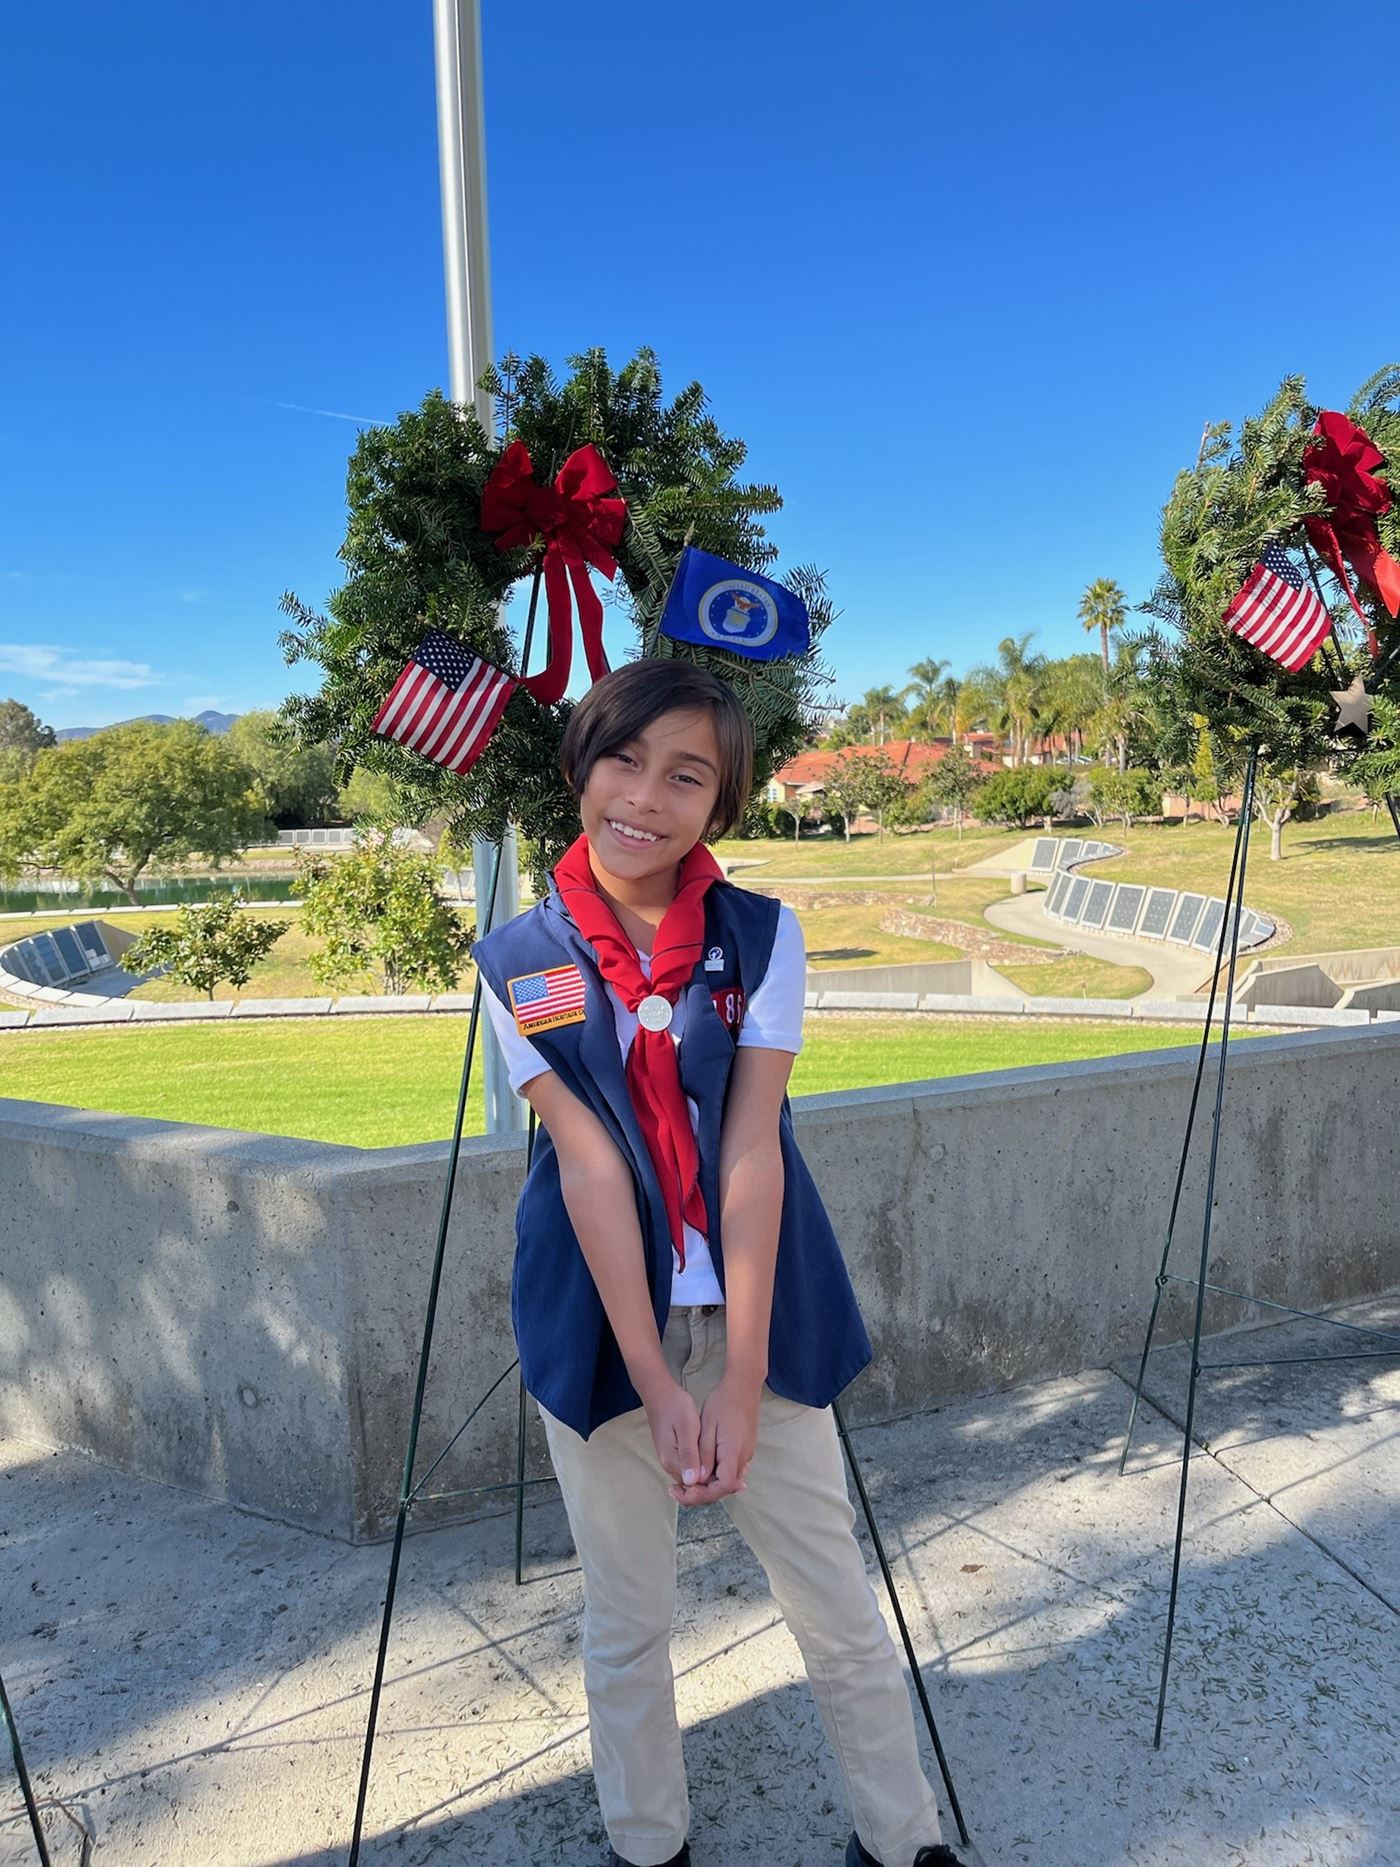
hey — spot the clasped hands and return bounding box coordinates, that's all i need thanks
[641,1369,759,1506]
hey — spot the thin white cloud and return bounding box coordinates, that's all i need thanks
[177,588,211,604]
[181,694,228,712]
[268,398,383,426]
[0,644,164,690]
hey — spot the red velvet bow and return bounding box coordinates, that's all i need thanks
[480,440,627,705]
[1303,410,1400,658]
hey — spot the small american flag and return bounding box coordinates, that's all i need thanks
[1223,543,1333,672]
[371,630,516,774]
[507,965,588,1034]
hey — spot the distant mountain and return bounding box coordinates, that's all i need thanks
[54,710,240,742]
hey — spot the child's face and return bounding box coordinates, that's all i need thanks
[580,706,723,881]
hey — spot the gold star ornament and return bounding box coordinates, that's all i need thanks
[1330,674,1374,737]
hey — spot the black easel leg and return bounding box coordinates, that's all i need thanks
[1,1666,52,1867]
[1386,794,1400,844]
[832,1401,970,1849]
[347,844,506,1866]
[513,1111,539,1588]
[1119,782,1255,1476]
[513,1376,528,1587]
[1151,745,1259,1749]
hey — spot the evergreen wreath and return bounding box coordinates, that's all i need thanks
[1140,366,1400,796]
[280,348,836,882]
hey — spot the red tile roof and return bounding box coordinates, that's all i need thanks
[774,738,999,786]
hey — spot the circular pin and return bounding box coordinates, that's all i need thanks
[637,994,673,1032]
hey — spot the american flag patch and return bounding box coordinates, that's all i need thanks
[506,965,587,1035]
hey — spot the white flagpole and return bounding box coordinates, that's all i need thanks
[433,0,524,1134]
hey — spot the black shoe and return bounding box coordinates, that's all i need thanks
[608,1846,690,1867]
[847,1836,972,1867]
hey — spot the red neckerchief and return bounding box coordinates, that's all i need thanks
[553,832,724,1267]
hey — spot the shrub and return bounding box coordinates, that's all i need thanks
[120,894,286,1000]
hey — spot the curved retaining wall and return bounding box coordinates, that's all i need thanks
[1043,867,1275,956]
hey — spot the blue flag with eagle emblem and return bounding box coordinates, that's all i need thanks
[658,547,810,661]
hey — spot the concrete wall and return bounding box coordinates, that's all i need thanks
[804,958,1018,998]
[1247,944,1400,985]
[1340,980,1400,1013]
[3,1027,1398,1542]
[1233,962,1343,1010]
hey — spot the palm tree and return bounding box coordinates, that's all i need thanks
[860,684,910,746]
[1078,578,1127,676]
[904,658,951,740]
[1039,654,1102,764]
[935,674,982,747]
[967,632,1046,766]
[1087,639,1149,772]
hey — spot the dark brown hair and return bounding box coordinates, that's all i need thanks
[560,659,754,839]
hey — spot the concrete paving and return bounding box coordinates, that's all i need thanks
[2,1295,1397,1867]
[983,893,1213,1000]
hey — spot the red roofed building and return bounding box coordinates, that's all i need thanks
[767,735,1002,805]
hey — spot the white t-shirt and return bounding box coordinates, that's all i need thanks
[481,902,806,1306]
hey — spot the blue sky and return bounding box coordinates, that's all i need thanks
[3,1,1396,731]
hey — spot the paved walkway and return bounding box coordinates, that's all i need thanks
[3,1297,1397,1867]
[984,893,1213,999]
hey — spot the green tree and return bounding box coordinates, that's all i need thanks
[934,674,987,748]
[225,711,339,828]
[966,633,1046,766]
[818,754,867,842]
[337,766,401,824]
[849,751,912,838]
[120,894,286,1000]
[1086,767,1161,830]
[1078,578,1127,676]
[904,659,951,739]
[1039,654,1102,764]
[924,745,982,836]
[293,837,473,994]
[774,795,814,844]
[0,699,57,756]
[973,764,1059,828]
[1183,718,1235,823]
[847,685,910,746]
[0,721,268,904]
[1351,691,1400,821]
[1252,764,1319,862]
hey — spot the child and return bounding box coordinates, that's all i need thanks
[473,659,969,1867]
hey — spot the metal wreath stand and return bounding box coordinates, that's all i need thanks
[2,1666,52,1866]
[1117,739,1400,1746]
[347,624,970,1864]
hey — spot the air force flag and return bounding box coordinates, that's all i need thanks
[658,547,811,661]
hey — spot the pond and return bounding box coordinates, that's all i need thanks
[0,875,301,913]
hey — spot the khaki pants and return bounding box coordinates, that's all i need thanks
[540,1306,944,1867]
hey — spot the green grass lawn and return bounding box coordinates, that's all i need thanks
[714,826,1023,877]
[0,1012,1247,1149]
[996,955,1154,998]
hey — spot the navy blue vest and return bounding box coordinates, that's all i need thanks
[472,877,872,1437]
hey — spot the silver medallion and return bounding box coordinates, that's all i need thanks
[637,993,674,1032]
